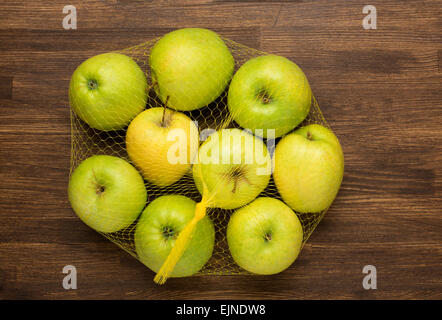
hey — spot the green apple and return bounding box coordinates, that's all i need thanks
[126,107,199,187]
[68,155,147,233]
[135,195,215,277]
[228,55,311,138]
[227,197,303,275]
[274,124,344,213]
[149,28,234,111]
[69,53,147,131]
[193,128,271,209]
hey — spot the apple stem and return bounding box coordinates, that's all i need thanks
[161,96,170,127]
[264,232,272,241]
[87,79,98,90]
[232,179,237,193]
[91,169,105,195]
[306,131,313,140]
[96,185,105,195]
[257,89,272,104]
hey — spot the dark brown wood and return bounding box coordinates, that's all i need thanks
[0,0,441,300]
[0,77,12,99]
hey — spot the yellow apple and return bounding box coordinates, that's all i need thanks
[126,107,199,187]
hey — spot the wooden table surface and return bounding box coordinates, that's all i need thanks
[0,0,441,300]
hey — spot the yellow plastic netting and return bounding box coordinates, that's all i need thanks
[69,30,340,284]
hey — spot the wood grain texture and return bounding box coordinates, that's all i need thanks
[0,0,441,300]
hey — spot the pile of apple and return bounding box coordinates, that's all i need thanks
[68,28,344,279]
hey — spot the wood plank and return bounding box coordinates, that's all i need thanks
[0,28,261,52]
[0,77,12,99]
[0,1,280,30]
[1,242,441,299]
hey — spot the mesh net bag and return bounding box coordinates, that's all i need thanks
[69,28,343,284]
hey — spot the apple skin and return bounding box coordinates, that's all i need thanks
[69,53,147,131]
[193,128,271,209]
[126,107,199,187]
[274,124,344,213]
[149,28,234,111]
[228,55,311,138]
[227,197,303,275]
[135,195,215,277]
[68,155,147,233]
